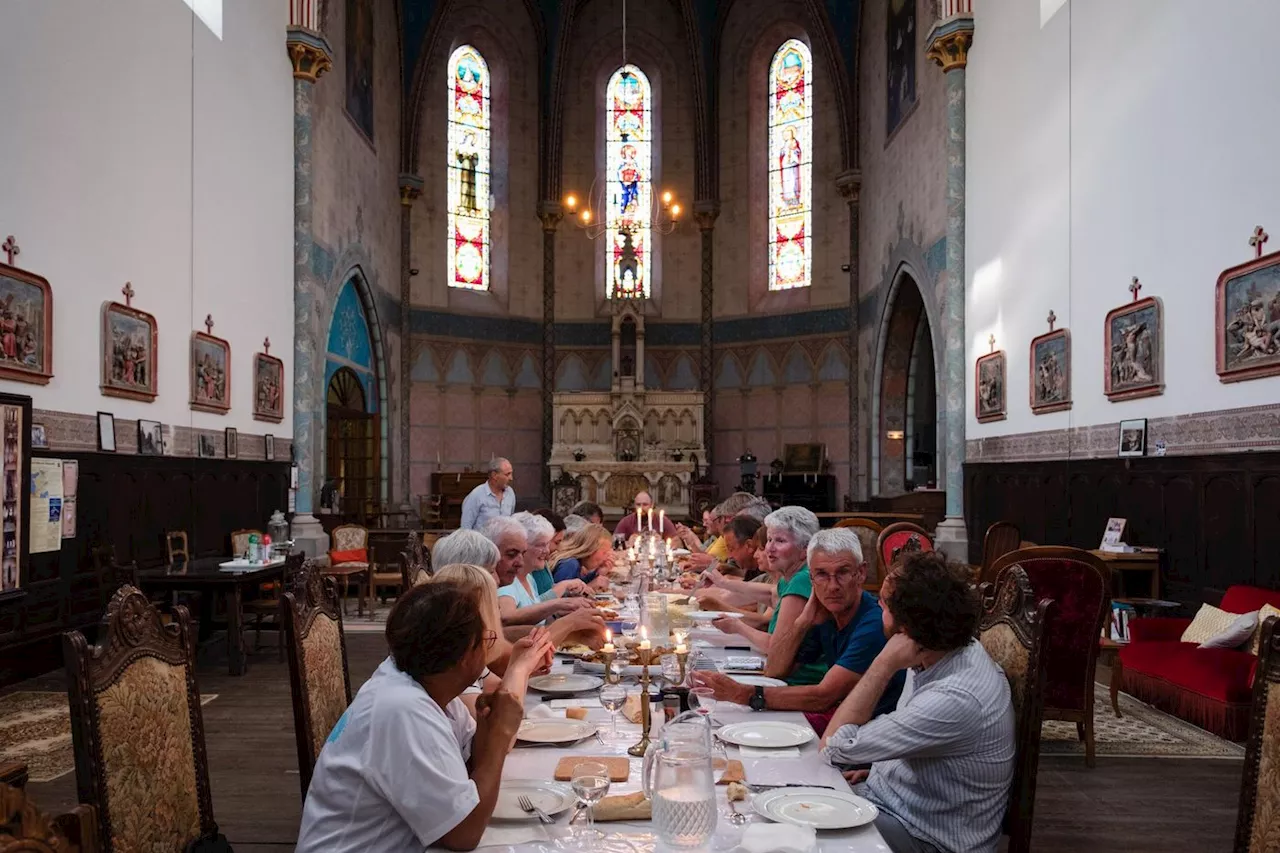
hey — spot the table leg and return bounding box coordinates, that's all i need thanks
[227,584,247,676]
[1110,654,1123,718]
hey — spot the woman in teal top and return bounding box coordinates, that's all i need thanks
[500,512,591,626]
[529,509,566,596]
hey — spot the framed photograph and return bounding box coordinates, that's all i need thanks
[30,423,47,450]
[782,443,826,474]
[264,434,275,462]
[1118,418,1147,457]
[1105,296,1164,401]
[1029,328,1071,414]
[975,350,1007,423]
[101,300,158,402]
[225,427,238,459]
[0,260,54,385]
[1216,246,1280,383]
[97,412,116,453]
[0,393,33,598]
[197,434,217,458]
[1101,517,1128,547]
[137,419,163,456]
[254,351,285,423]
[190,327,231,414]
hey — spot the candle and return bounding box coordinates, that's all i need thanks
[675,643,687,655]
[639,627,651,651]
[648,538,656,558]
[603,628,615,654]
[637,507,642,530]
[659,509,664,530]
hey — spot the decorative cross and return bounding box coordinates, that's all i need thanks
[262,337,271,355]
[988,334,996,353]
[2,236,18,266]
[1047,310,1057,332]
[1250,225,1269,259]
[1129,277,1142,302]
[204,314,214,335]
[121,281,135,306]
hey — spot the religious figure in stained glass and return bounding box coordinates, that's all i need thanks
[768,39,813,291]
[606,65,652,299]
[447,45,490,290]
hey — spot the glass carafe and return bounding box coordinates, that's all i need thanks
[643,592,670,644]
[642,712,720,847]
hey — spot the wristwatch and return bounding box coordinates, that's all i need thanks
[749,685,767,712]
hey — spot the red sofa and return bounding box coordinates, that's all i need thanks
[1119,585,1280,740]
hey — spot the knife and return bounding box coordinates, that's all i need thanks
[745,783,837,791]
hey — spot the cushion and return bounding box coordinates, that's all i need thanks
[1250,604,1280,656]
[329,548,367,564]
[1180,604,1240,645]
[1119,641,1259,704]
[1199,610,1258,649]
[1221,585,1280,615]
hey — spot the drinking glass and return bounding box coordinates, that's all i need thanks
[598,683,629,739]
[689,686,717,719]
[570,760,611,844]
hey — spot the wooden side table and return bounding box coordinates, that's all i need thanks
[1098,637,1126,718]
[1090,549,1162,599]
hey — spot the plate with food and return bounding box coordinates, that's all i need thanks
[555,644,595,659]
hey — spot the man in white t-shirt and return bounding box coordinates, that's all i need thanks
[296,580,547,852]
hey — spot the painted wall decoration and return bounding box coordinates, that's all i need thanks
[1030,311,1071,414]
[768,39,813,291]
[1105,278,1163,402]
[190,315,231,414]
[975,340,1006,423]
[1216,226,1280,383]
[887,0,918,137]
[606,65,653,298]
[0,394,31,596]
[100,283,157,402]
[254,338,284,423]
[0,247,53,385]
[344,0,375,142]
[325,280,376,412]
[447,45,491,291]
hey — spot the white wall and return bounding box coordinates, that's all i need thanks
[966,0,1280,438]
[0,0,293,434]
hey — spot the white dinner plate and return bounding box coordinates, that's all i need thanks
[671,548,692,556]
[577,660,647,677]
[516,718,598,744]
[752,786,879,830]
[728,674,787,687]
[688,610,745,622]
[527,673,604,693]
[493,780,577,820]
[717,721,815,748]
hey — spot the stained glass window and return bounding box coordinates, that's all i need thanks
[768,39,813,291]
[606,65,652,299]
[447,45,490,290]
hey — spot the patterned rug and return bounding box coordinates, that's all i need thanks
[342,604,393,633]
[0,691,218,783]
[1041,684,1244,759]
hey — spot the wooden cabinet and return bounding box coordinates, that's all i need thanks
[431,472,487,529]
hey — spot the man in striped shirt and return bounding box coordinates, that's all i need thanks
[820,551,1014,853]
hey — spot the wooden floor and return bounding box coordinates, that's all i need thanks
[19,633,1243,852]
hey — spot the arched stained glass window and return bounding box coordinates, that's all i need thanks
[447,45,490,290]
[606,65,652,299]
[768,39,813,291]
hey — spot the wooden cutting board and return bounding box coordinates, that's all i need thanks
[553,755,631,782]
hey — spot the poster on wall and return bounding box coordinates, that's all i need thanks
[0,394,32,596]
[61,460,78,539]
[30,457,62,554]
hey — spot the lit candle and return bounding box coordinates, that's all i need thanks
[603,629,615,654]
[648,538,656,558]
[637,507,642,531]
[659,509,665,530]
[675,643,687,655]
[639,627,651,651]
[647,508,653,530]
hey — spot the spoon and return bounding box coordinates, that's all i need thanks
[726,797,749,826]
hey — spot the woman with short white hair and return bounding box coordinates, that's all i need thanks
[432,529,500,572]
[497,512,593,626]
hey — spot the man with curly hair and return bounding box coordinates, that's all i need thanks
[820,550,1014,853]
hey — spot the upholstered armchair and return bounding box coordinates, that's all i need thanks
[991,546,1111,767]
[1235,615,1280,853]
[834,518,882,588]
[0,783,99,853]
[324,524,370,616]
[876,522,934,575]
[282,570,353,800]
[62,586,223,852]
[978,565,1053,853]
[980,521,1022,580]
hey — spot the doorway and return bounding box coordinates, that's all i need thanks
[326,367,379,517]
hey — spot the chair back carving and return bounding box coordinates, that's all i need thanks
[0,784,99,853]
[835,518,883,585]
[876,522,934,574]
[399,531,432,589]
[164,531,189,570]
[281,569,353,799]
[329,524,368,555]
[229,529,262,559]
[989,547,1110,718]
[62,586,218,853]
[981,521,1022,577]
[1235,615,1280,853]
[978,566,1052,853]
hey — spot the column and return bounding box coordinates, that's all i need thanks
[926,10,975,561]
[694,201,719,470]
[286,23,333,557]
[398,174,423,510]
[539,202,562,502]
[836,170,862,503]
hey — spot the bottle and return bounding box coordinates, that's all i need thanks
[262,534,272,562]
[247,533,259,563]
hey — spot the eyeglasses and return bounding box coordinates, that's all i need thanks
[483,630,498,650]
[811,568,859,584]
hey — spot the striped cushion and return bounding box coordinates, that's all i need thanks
[1180,604,1241,646]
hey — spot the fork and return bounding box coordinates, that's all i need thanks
[517,794,553,824]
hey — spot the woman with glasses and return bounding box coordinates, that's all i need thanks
[497,512,596,627]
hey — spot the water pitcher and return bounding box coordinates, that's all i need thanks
[642,712,719,847]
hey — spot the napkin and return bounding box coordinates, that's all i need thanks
[740,823,817,853]
[526,704,555,719]
[547,698,591,709]
[475,824,551,848]
[738,745,801,759]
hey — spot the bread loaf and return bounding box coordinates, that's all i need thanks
[593,792,652,821]
[565,707,588,720]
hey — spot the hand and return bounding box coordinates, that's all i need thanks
[510,627,554,677]
[555,579,590,597]
[589,574,611,592]
[474,688,525,752]
[800,591,831,627]
[687,553,717,571]
[559,609,608,641]
[675,526,701,550]
[711,615,743,635]
[692,670,753,706]
[879,631,929,671]
[551,596,595,615]
[842,769,869,785]
[702,565,726,587]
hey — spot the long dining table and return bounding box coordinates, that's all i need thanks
[432,630,890,852]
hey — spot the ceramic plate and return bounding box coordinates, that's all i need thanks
[577,660,648,677]
[728,674,787,687]
[688,611,745,622]
[752,786,879,830]
[528,673,604,693]
[493,780,577,820]
[516,718,598,744]
[717,721,815,748]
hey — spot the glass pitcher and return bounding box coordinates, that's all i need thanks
[642,711,720,848]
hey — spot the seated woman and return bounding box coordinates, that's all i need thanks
[529,508,567,595]
[548,524,614,591]
[297,580,549,852]
[498,512,594,626]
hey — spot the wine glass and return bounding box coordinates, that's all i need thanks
[690,686,719,725]
[570,761,611,844]
[598,683,629,739]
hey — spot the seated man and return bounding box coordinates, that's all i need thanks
[486,515,593,626]
[297,581,543,852]
[694,528,904,717]
[719,515,761,579]
[611,490,678,539]
[568,500,604,526]
[820,551,1014,853]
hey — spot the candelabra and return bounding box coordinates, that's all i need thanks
[627,644,658,757]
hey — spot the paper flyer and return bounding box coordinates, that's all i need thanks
[30,458,63,554]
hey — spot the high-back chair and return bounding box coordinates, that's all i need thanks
[281,569,353,800]
[990,546,1111,767]
[1234,615,1280,853]
[876,522,934,575]
[0,783,99,852]
[164,531,189,570]
[229,529,261,559]
[978,566,1053,853]
[243,551,307,660]
[834,517,883,588]
[63,587,223,852]
[324,524,370,617]
[981,521,1022,579]
[399,530,431,590]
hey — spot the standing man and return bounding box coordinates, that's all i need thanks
[461,457,515,530]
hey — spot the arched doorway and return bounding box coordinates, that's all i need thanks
[326,367,379,516]
[875,272,939,496]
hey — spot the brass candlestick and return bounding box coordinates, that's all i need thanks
[675,648,690,685]
[628,645,657,757]
[600,646,623,685]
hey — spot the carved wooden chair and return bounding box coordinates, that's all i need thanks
[399,530,431,591]
[0,783,98,853]
[244,552,307,660]
[1235,615,1280,853]
[281,570,353,800]
[62,586,223,852]
[324,524,370,617]
[164,531,189,570]
[834,518,883,589]
[981,521,1023,580]
[876,522,934,575]
[0,765,27,791]
[991,546,1111,767]
[978,566,1053,853]
[229,529,261,559]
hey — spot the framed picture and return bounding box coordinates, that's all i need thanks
[30,423,47,449]
[1105,296,1163,401]
[190,326,231,414]
[1118,418,1147,457]
[197,434,217,458]
[1029,328,1071,414]
[264,434,275,462]
[254,351,284,423]
[97,412,116,452]
[0,261,54,385]
[1101,517,1128,548]
[137,419,163,455]
[975,350,1007,423]
[101,300,158,402]
[225,427,238,459]
[782,443,826,474]
[1216,246,1280,383]
[0,393,33,598]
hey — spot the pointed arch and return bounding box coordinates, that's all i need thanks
[782,344,815,384]
[447,44,491,290]
[768,38,813,291]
